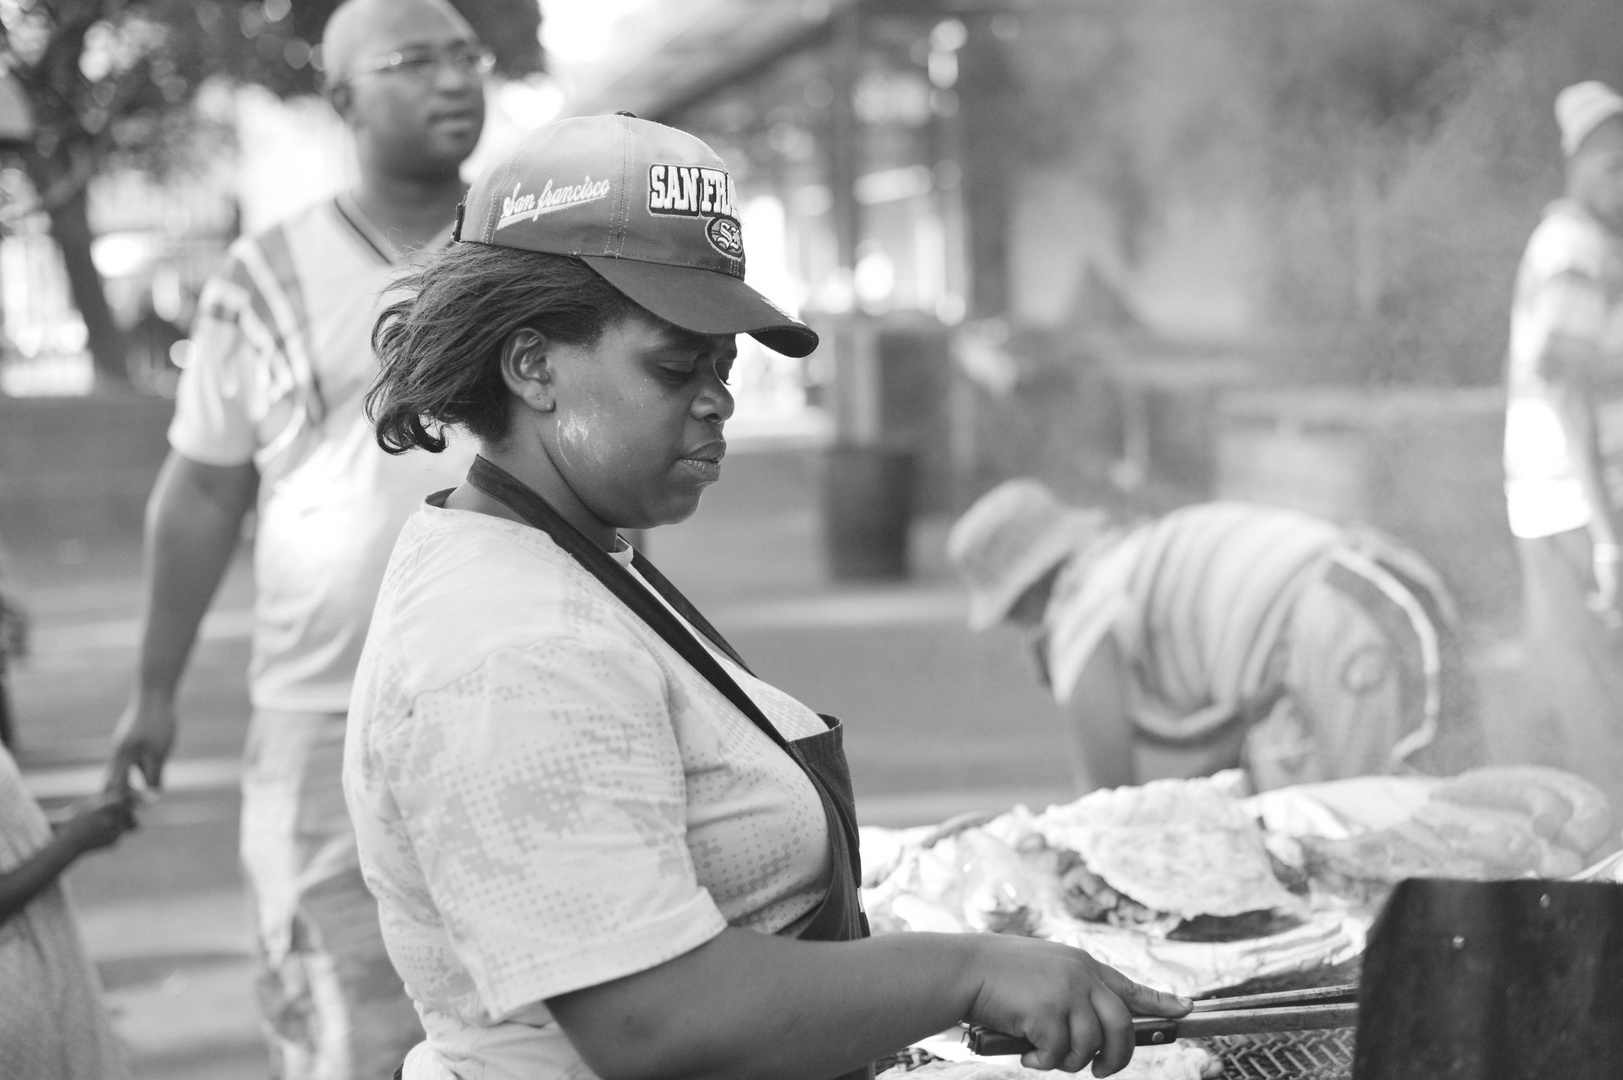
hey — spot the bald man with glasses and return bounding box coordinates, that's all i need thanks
[104,1,485,1075]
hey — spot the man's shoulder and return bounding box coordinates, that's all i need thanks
[1524,200,1623,281]
[241,198,343,244]
[210,199,349,279]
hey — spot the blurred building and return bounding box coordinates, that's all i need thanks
[545,1,1273,495]
[541,0,1538,605]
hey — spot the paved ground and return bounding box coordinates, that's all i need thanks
[6,446,1529,1078]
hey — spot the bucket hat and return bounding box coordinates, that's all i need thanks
[456,113,817,357]
[1556,81,1623,158]
[947,479,1105,630]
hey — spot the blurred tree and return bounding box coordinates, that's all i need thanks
[0,0,542,387]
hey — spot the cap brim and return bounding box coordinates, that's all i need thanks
[580,256,819,358]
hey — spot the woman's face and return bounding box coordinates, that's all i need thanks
[543,308,737,530]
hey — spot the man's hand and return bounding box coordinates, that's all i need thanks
[105,697,177,795]
[1591,540,1623,629]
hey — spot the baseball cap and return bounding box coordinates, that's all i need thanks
[455,113,818,358]
[1556,81,1623,157]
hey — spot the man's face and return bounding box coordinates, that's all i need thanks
[333,2,487,182]
[1571,119,1623,234]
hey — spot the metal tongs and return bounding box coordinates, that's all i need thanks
[965,982,1358,1055]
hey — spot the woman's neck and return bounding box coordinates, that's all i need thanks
[453,447,620,551]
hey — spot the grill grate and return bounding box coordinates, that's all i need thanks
[1213,1028,1355,1080]
[877,1028,1356,1077]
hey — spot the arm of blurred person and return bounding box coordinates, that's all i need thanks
[107,452,257,793]
[547,925,1191,1080]
[0,791,137,926]
[1543,331,1623,613]
[1060,636,1136,792]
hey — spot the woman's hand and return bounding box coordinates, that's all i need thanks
[960,935,1191,1076]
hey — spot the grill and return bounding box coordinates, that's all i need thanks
[875,1028,1356,1077]
[1213,1029,1355,1080]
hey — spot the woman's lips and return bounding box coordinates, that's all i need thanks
[677,442,725,482]
[677,458,721,482]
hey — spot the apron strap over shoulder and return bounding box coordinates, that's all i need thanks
[466,455,791,751]
[464,456,871,1078]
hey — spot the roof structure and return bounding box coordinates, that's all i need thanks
[558,0,860,121]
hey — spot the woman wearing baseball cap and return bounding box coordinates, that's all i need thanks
[348,114,1188,1080]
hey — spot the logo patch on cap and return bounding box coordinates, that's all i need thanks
[497,177,611,231]
[648,163,746,262]
[705,216,744,259]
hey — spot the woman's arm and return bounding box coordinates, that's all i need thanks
[1060,635,1136,792]
[549,925,1190,1080]
[0,792,137,926]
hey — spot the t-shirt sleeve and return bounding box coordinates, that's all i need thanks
[1045,547,1134,705]
[380,630,726,1020]
[168,259,261,466]
[1533,270,1610,374]
[1517,217,1614,382]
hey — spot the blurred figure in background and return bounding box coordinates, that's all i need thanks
[0,537,24,749]
[101,0,486,1075]
[0,741,137,1080]
[948,480,1484,794]
[1504,80,1623,812]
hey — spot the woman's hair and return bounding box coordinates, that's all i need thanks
[368,244,636,454]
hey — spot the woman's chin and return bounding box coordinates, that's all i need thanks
[621,491,707,531]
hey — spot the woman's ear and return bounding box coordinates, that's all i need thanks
[328,82,354,123]
[499,328,556,414]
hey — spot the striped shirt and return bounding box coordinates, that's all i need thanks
[1504,199,1623,539]
[1042,503,1343,738]
[170,196,470,712]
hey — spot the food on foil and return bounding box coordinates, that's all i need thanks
[1300,765,1614,906]
[1431,765,1617,858]
[958,828,1040,935]
[876,1041,1221,1080]
[858,782,1363,999]
[1018,838,1164,930]
[865,827,1041,936]
[1035,779,1304,922]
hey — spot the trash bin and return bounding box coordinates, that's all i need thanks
[822,442,917,580]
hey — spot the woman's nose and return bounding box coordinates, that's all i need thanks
[695,368,735,422]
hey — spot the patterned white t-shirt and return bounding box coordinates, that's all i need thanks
[1504,199,1623,539]
[170,196,470,711]
[344,498,832,1080]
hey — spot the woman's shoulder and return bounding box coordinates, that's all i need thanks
[378,504,651,686]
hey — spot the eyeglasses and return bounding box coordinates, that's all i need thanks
[347,43,495,82]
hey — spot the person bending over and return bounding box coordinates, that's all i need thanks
[949,480,1485,793]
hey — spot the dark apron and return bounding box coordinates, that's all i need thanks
[465,456,871,1078]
